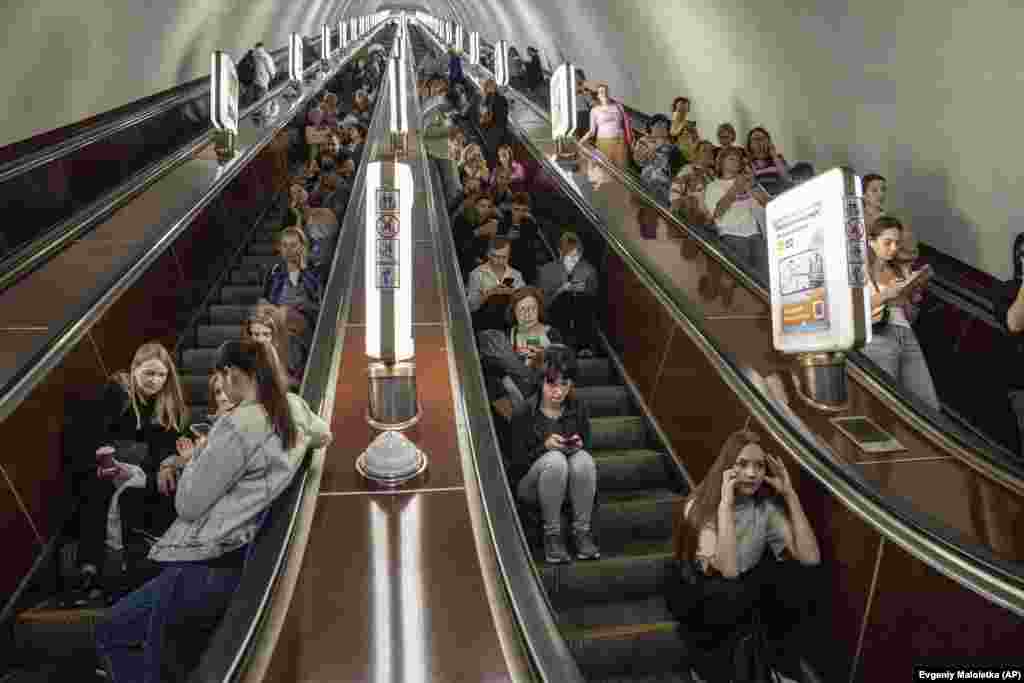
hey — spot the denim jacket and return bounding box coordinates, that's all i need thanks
[149,394,329,563]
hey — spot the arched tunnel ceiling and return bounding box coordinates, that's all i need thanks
[2,1,1021,277]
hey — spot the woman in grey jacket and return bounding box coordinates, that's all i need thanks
[96,340,331,682]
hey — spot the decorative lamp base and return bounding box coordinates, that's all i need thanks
[356,430,428,486]
[790,352,851,413]
[367,361,420,430]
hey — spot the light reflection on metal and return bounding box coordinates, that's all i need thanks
[369,500,392,682]
[400,495,427,683]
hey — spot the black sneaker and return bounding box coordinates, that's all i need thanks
[572,530,601,560]
[60,570,105,609]
[543,532,571,564]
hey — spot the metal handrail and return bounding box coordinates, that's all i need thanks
[409,25,586,681]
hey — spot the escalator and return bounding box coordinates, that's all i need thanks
[415,20,1024,682]
[0,27,395,682]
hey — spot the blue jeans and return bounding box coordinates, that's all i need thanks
[96,562,243,683]
[861,323,940,411]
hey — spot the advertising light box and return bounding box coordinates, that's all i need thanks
[322,24,330,61]
[550,64,576,139]
[469,32,480,64]
[767,167,870,354]
[210,51,240,135]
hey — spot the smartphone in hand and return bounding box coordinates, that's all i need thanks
[502,277,516,287]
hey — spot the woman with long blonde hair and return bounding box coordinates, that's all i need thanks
[65,342,189,607]
[668,429,821,682]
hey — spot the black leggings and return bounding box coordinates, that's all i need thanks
[77,475,176,571]
[668,555,823,680]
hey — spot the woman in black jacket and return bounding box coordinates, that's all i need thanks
[66,342,189,606]
[509,346,599,564]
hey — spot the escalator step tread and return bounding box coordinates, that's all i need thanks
[182,347,219,372]
[593,449,672,491]
[559,594,675,632]
[590,415,649,451]
[196,324,242,348]
[229,266,267,285]
[208,305,251,325]
[541,550,675,608]
[565,619,689,679]
[219,285,263,305]
[575,385,632,418]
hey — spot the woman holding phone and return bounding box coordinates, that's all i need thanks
[863,216,940,410]
[510,346,599,564]
[96,340,332,682]
[667,429,822,683]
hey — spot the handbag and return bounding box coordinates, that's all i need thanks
[731,615,781,683]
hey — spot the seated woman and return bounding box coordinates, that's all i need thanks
[672,140,717,196]
[703,147,771,279]
[450,176,484,218]
[479,287,564,417]
[714,122,739,161]
[442,127,467,201]
[746,126,790,196]
[460,143,492,190]
[508,346,599,564]
[207,370,236,422]
[671,173,714,229]
[668,429,822,683]
[321,92,340,128]
[347,89,374,126]
[96,340,332,683]
[304,176,341,274]
[244,303,300,389]
[578,84,634,170]
[863,216,940,410]
[66,342,189,607]
[633,114,683,205]
[491,144,526,193]
[467,237,525,331]
[500,192,540,283]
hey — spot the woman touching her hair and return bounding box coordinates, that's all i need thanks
[668,430,822,683]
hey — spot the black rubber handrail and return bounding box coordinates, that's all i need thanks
[410,26,584,682]
[184,23,397,683]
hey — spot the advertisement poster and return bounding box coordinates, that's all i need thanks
[211,52,240,135]
[550,65,568,138]
[774,201,830,336]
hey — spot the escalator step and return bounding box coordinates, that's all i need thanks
[242,254,281,271]
[593,489,681,549]
[196,324,241,348]
[577,357,615,387]
[219,285,263,305]
[182,348,219,373]
[247,241,278,256]
[576,385,632,418]
[563,616,689,679]
[591,416,649,451]
[593,449,672,491]
[541,551,674,609]
[208,305,250,326]
[229,265,267,285]
[182,374,210,405]
[15,603,108,665]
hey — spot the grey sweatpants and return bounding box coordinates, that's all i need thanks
[517,450,597,535]
[861,324,941,411]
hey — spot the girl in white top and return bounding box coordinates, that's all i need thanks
[863,216,940,410]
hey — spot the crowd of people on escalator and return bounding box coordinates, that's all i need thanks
[423,64,602,567]
[569,76,942,413]
[426,46,827,683]
[43,41,394,682]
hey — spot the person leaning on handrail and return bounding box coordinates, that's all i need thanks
[95,340,332,682]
